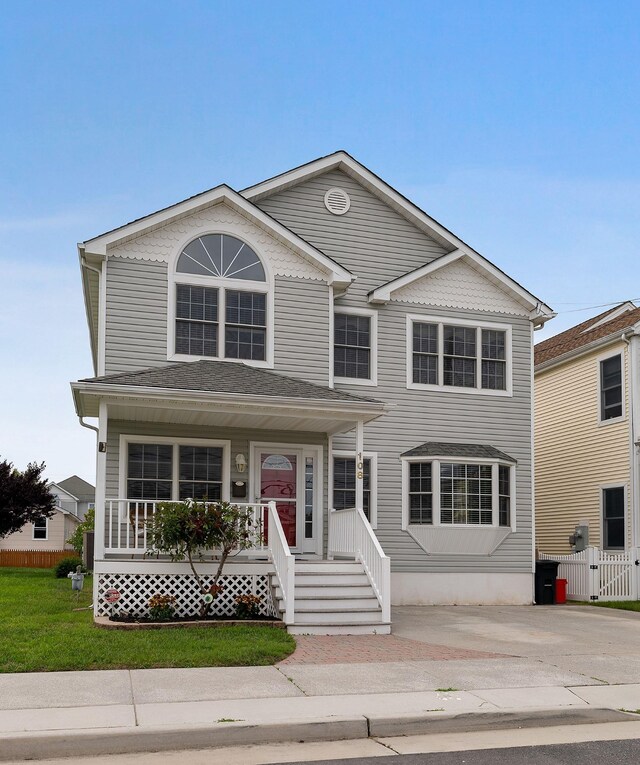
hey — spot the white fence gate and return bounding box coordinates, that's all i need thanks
[539,547,640,601]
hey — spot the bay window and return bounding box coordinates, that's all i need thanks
[403,457,514,528]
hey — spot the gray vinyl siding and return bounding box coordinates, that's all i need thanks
[259,169,533,575]
[256,169,450,300]
[274,277,330,386]
[105,257,168,374]
[104,419,328,545]
[104,259,330,385]
[333,303,533,574]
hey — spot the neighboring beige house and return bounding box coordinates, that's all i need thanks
[535,302,640,554]
[0,476,94,552]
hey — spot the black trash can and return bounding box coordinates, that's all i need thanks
[535,560,559,604]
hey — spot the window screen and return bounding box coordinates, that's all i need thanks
[601,355,623,421]
[178,446,223,500]
[224,290,266,361]
[443,326,476,388]
[603,486,625,550]
[127,444,173,500]
[498,465,510,526]
[333,457,371,520]
[412,322,438,385]
[175,284,218,357]
[481,330,507,391]
[408,462,432,524]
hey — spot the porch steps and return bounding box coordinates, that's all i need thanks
[272,560,390,636]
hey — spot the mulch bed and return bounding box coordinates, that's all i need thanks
[94,615,285,630]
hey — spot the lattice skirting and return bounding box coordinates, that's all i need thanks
[96,573,277,618]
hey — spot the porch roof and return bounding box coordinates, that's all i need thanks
[72,361,387,434]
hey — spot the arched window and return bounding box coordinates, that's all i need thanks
[172,234,270,363]
[176,234,266,281]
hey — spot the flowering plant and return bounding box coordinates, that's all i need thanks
[234,593,262,619]
[148,593,176,622]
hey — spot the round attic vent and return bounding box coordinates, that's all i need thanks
[324,187,351,216]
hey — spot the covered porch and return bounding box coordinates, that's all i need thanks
[72,361,391,632]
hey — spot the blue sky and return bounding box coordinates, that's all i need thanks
[1,1,639,482]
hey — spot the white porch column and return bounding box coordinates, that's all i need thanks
[355,419,364,513]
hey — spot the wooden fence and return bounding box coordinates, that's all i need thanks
[0,549,72,568]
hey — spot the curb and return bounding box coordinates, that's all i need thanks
[93,616,286,630]
[0,707,635,762]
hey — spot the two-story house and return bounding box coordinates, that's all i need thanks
[535,302,640,555]
[72,152,554,633]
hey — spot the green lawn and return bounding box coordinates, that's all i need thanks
[591,600,640,612]
[0,567,295,673]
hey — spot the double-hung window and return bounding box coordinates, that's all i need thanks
[332,454,376,522]
[172,234,269,364]
[602,486,625,550]
[600,354,623,422]
[403,458,513,528]
[32,517,48,540]
[408,317,510,394]
[334,311,376,383]
[125,439,229,503]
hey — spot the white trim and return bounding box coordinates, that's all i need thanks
[600,482,628,551]
[249,441,323,555]
[629,334,640,548]
[167,229,275,367]
[118,435,232,514]
[82,185,353,287]
[31,516,48,541]
[241,151,552,323]
[401,455,516,532]
[332,450,378,529]
[368,249,550,321]
[584,302,637,333]
[597,348,626,426]
[333,306,378,387]
[328,286,335,388]
[405,314,513,397]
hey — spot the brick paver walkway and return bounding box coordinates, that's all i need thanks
[278,635,503,665]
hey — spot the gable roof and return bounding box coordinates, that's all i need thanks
[535,302,640,369]
[57,475,95,502]
[80,185,352,287]
[401,442,516,462]
[367,249,553,324]
[79,360,379,404]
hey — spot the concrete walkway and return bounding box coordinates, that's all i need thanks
[3,604,640,761]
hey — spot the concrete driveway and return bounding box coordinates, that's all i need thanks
[392,604,640,685]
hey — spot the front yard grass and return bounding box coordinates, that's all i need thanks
[0,567,295,673]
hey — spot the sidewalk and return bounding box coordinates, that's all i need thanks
[4,638,640,762]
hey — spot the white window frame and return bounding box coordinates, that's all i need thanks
[333,306,378,387]
[401,456,516,532]
[118,435,231,515]
[597,349,626,426]
[32,516,49,541]
[406,314,513,396]
[600,482,627,551]
[331,450,378,528]
[167,230,275,368]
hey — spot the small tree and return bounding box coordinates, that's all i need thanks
[66,506,95,555]
[0,459,57,539]
[145,499,261,616]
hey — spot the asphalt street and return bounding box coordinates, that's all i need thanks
[283,738,640,764]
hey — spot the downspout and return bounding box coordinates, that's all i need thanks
[622,330,640,548]
[78,416,99,436]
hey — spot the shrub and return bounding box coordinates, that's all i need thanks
[66,507,95,555]
[54,556,84,579]
[234,594,263,619]
[148,593,176,622]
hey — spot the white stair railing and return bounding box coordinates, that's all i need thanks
[266,500,295,624]
[328,507,391,622]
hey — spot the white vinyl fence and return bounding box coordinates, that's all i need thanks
[539,547,640,601]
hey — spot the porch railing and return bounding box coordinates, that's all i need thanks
[104,499,269,555]
[328,507,391,622]
[266,500,295,624]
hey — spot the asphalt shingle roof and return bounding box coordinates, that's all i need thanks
[57,475,95,501]
[81,360,380,405]
[401,442,516,463]
[535,303,640,367]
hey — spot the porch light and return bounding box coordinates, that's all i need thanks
[235,453,247,473]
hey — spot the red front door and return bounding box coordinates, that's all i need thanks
[259,452,298,547]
